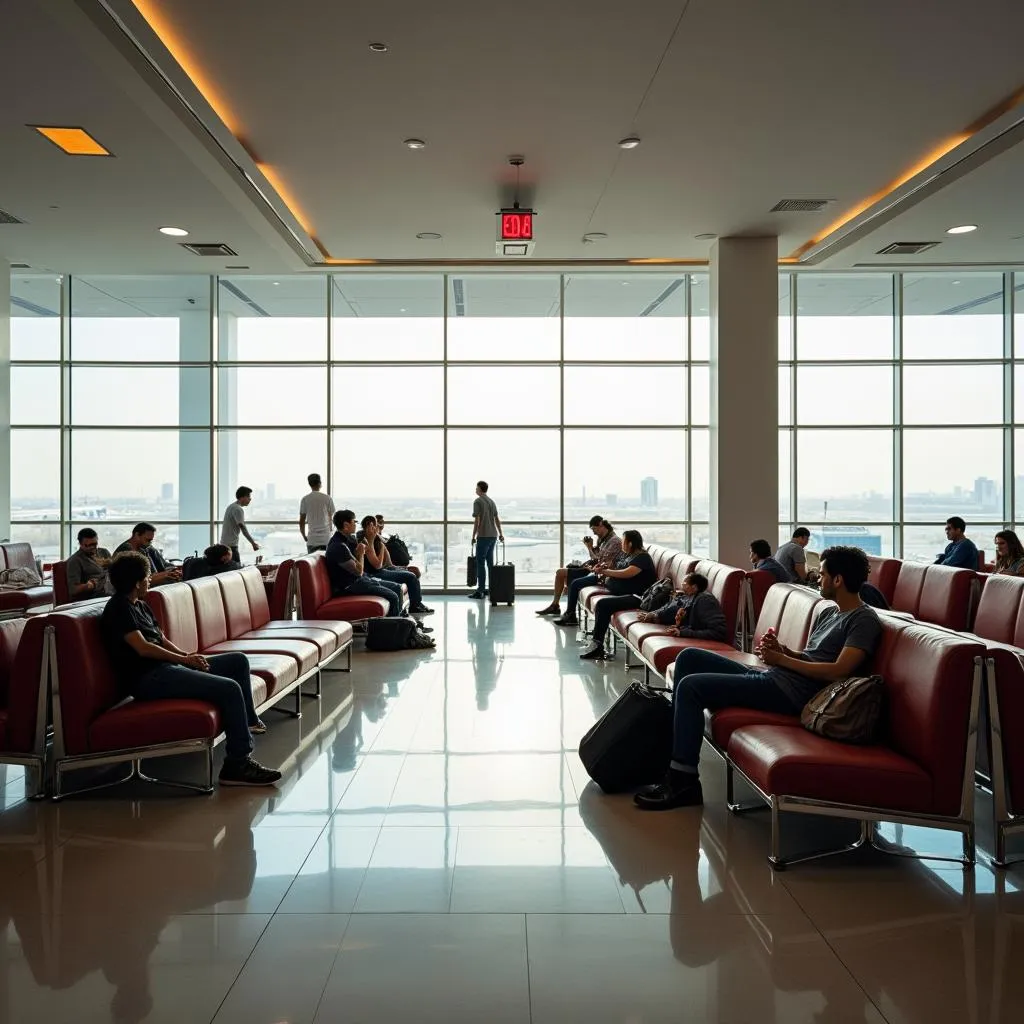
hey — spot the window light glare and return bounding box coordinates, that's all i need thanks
[946,224,977,234]
[159,226,189,237]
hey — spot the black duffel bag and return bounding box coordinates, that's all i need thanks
[365,617,418,651]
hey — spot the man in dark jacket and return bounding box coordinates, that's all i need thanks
[636,573,729,642]
[182,544,242,581]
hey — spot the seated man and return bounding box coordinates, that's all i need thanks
[636,572,729,643]
[935,516,979,568]
[326,510,407,618]
[65,527,112,601]
[183,544,242,581]
[114,523,182,586]
[635,546,881,811]
[358,515,433,615]
[100,552,280,787]
[749,539,791,585]
[774,527,810,582]
[538,516,621,616]
[376,515,421,578]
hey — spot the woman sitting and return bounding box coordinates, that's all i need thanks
[580,530,656,660]
[994,530,1024,576]
[636,573,729,642]
[358,515,433,615]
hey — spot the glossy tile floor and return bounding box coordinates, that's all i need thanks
[1,597,1022,1023]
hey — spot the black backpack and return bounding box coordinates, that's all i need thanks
[385,534,411,566]
[365,617,435,651]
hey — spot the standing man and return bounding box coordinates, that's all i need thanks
[114,524,182,586]
[299,473,335,553]
[65,527,112,600]
[469,481,503,600]
[221,486,260,564]
[935,516,980,568]
[774,527,811,582]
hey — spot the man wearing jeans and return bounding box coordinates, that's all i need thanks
[469,480,503,599]
[99,551,281,787]
[635,546,881,811]
[326,510,406,616]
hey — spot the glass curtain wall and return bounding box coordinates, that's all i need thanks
[8,272,703,587]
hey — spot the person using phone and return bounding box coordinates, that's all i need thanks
[325,510,406,616]
[113,523,182,586]
[540,517,621,620]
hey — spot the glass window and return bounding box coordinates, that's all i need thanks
[1014,429,1024,522]
[219,276,327,361]
[70,429,211,521]
[8,523,62,562]
[10,429,60,518]
[10,275,61,360]
[332,275,443,361]
[10,366,60,424]
[691,366,709,426]
[779,367,792,426]
[564,429,687,521]
[796,429,893,522]
[447,275,560,361]
[796,365,893,425]
[902,273,1003,359]
[451,523,561,588]
[691,428,709,522]
[779,274,793,360]
[563,366,686,425]
[330,429,442,517]
[779,430,792,522]
[903,428,1003,521]
[71,276,210,361]
[379,524,443,588]
[72,366,211,426]
[563,274,685,361]
[447,366,560,425]
[901,524,996,565]
[446,429,559,519]
[691,276,709,360]
[330,366,442,425]
[802,525,894,559]
[795,274,893,360]
[219,366,326,426]
[902,364,1002,424]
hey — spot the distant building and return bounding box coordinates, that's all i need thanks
[640,476,658,507]
[606,493,617,507]
[974,476,999,509]
[160,482,174,502]
[266,482,276,502]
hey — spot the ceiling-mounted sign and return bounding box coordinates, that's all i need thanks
[496,206,536,256]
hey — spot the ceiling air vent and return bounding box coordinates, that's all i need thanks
[770,199,831,213]
[0,208,25,224]
[876,241,940,255]
[10,262,30,269]
[179,242,237,257]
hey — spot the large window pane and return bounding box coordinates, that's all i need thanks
[72,366,211,425]
[450,523,561,588]
[797,365,893,425]
[8,523,61,562]
[11,274,61,360]
[691,428,709,521]
[691,276,709,361]
[779,367,792,426]
[381,524,443,588]
[1016,429,1024,522]
[71,276,210,361]
[902,524,997,565]
[447,366,559,425]
[903,428,1003,521]
[447,429,559,519]
[219,366,326,426]
[779,430,792,522]
[902,273,1003,359]
[800,525,893,557]
[219,276,327,361]
[691,366,709,426]
[10,429,59,517]
[795,274,893,360]
[71,430,211,521]
[564,429,686,520]
[902,364,1001,424]
[11,366,60,424]
[564,366,686,425]
[330,366,443,425]
[447,276,560,361]
[779,274,793,360]
[796,429,893,522]
[332,275,443,361]
[563,274,684,361]
[330,429,442,517]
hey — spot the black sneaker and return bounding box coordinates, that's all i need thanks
[416,624,434,633]
[536,604,561,616]
[634,776,703,811]
[410,604,435,615]
[219,757,282,787]
[468,591,484,599]
[579,643,606,660]
[553,615,578,626]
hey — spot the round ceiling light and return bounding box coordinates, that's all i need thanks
[403,138,427,149]
[582,232,607,242]
[946,224,977,234]
[695,233,717,240]
[618,136,641,149]
[159,226,189,237]
[369,42,388,52]
[416,231,442,240]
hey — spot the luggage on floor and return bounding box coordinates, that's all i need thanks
[578,681,673,793]
[365,616,418,651]
[488,543,515,606]
[466,556,477,588]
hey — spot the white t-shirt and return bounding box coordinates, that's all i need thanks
[300,490,336,545]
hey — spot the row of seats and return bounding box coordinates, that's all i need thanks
[0,566,353,799]
[0,542,53,618]
[866,555,978,631]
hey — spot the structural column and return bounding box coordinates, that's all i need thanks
[709,237,778,566]
[178,309,212,557]
[0,265,10,542]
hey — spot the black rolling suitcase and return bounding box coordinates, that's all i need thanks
[488,542,516,606]
[578,681,673,793]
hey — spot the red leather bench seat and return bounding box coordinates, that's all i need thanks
[294,553,408,622]
[866,555,901,605]
[89,699,221,752]
[0,543,53,615]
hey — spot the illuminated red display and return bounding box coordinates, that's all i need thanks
[500,210,534,240]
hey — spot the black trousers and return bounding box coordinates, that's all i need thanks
[591,594,641,644]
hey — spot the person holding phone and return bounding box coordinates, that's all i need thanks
[325,510,406,616]
[538,516,621,617]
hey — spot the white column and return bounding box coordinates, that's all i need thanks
[216,311,239,518]
[0,265,10,541]
[710,237,778,566]
[178,309,211,557]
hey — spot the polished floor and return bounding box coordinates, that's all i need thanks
[0,596,1022,1023]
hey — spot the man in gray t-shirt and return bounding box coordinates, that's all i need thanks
[220,486,260,563]
[775,528,811,582]
[469,480,504,598]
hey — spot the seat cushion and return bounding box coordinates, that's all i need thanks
[611,609,644,635]
[255,619,353,644]
[727,724,934,813]
[641,635,736,674]
[580,585,609,611]
[88,699,220,753]
[627,621,675,649]
[244,653,299,697]
[217,571,255,638]
[315,596,390,621]
[204,638,320,676]
[239,625,339,658]
[706,706,800,750]
[0,586,52,612]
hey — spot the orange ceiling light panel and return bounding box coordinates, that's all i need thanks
[31,126,111,155]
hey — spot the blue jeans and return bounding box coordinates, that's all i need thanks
[369,566,421,606]
[670,648,801,770]
[133,652,257,761]
[565,573,600,619]
[475,537,498,593]
[344,575,403,616]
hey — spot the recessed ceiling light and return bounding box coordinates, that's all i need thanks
[403,138,427,149]
[30,125,111,156]
[952,280,961,285]
[273,281,280,286]
[582,232,607,242]
[416,231,442,239]
[369,42,388,52]
[159,226,189,237]
[695,233,717,240]
[400,307,407,312]
[618,136,641,149]
[946,224,977,234]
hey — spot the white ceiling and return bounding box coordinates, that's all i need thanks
[2,0,1024,271]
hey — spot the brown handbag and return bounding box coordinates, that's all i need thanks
[800,675,884,745]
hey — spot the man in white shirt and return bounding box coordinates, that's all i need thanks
[299,473,336,553]
[220,486,260,563]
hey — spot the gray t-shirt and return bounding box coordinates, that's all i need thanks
[65,547,112,599]
[299,490,335,546]
[774,541,807,582]
[769,604,882,706]
[473,494,499,538]
[220,501,246,546]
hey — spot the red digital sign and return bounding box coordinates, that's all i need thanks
[500,210,534,241]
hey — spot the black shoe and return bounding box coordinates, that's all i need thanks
[553,615,578,626]
[410,603,435,615]
[579,643,606,660]
[416,624,434,633]
[219,757,282,787]
[536,604,561,616]
[468,591,484,599]
[634,775,703,811]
